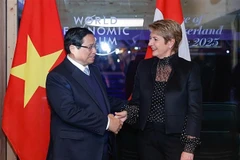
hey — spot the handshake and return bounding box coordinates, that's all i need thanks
[107,110,127,134]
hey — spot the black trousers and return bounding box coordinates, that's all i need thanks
[137,122,183,160]
[102,152,110,160]
[103,131,117,160]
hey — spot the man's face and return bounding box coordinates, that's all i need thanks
[70,34,97,66]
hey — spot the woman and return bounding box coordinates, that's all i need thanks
[116,19,202,160]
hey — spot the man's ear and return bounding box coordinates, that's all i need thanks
[69,45,77,53]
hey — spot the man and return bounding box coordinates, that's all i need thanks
[46,27,127,160]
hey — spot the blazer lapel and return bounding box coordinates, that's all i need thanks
[151,58,159,84]
[166,54,179,87]
[63,58,101,108]
[73,69,103,107]
[90,66,111,113]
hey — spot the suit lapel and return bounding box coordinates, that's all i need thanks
[63,58,102,109]
[90,66,110,113]
[168,54,178,82]
[72,68,103,107]
[151,58,158,82]
[165,54,179,88]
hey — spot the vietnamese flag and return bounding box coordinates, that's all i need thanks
[145,0,191,61]
[2,0,65,159]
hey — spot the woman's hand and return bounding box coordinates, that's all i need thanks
[180,152,194,160]
[114,110,127,122]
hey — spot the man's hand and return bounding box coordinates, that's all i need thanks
[108,114,123,134]
[115,110,127,122]
[180,152,194,160]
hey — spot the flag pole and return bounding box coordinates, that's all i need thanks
[5,0,18,159]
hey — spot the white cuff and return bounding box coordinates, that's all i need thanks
[106,116,110,130]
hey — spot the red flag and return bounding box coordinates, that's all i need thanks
[145,0,191,61]
[2,0,65,159]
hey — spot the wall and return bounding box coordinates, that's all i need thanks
[0,0,17,159]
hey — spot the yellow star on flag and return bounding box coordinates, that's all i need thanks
[10,35,62,107]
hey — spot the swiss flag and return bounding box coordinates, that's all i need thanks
[145,0,191,61]
[2,0,65,159]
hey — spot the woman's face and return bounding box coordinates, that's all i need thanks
[148,31,175,59]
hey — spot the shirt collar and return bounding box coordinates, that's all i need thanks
[67,55,89,72]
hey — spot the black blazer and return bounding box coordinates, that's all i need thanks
[46,58,125,160]
[130,54,202,137]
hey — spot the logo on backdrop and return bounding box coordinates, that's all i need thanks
[63,15,144,56]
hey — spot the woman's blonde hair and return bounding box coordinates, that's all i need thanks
[148,19,182,53]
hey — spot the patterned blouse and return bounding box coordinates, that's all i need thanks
[125,54,200,153]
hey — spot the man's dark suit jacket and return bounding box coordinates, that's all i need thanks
[130,54,202,137]
[46,58,125,160]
